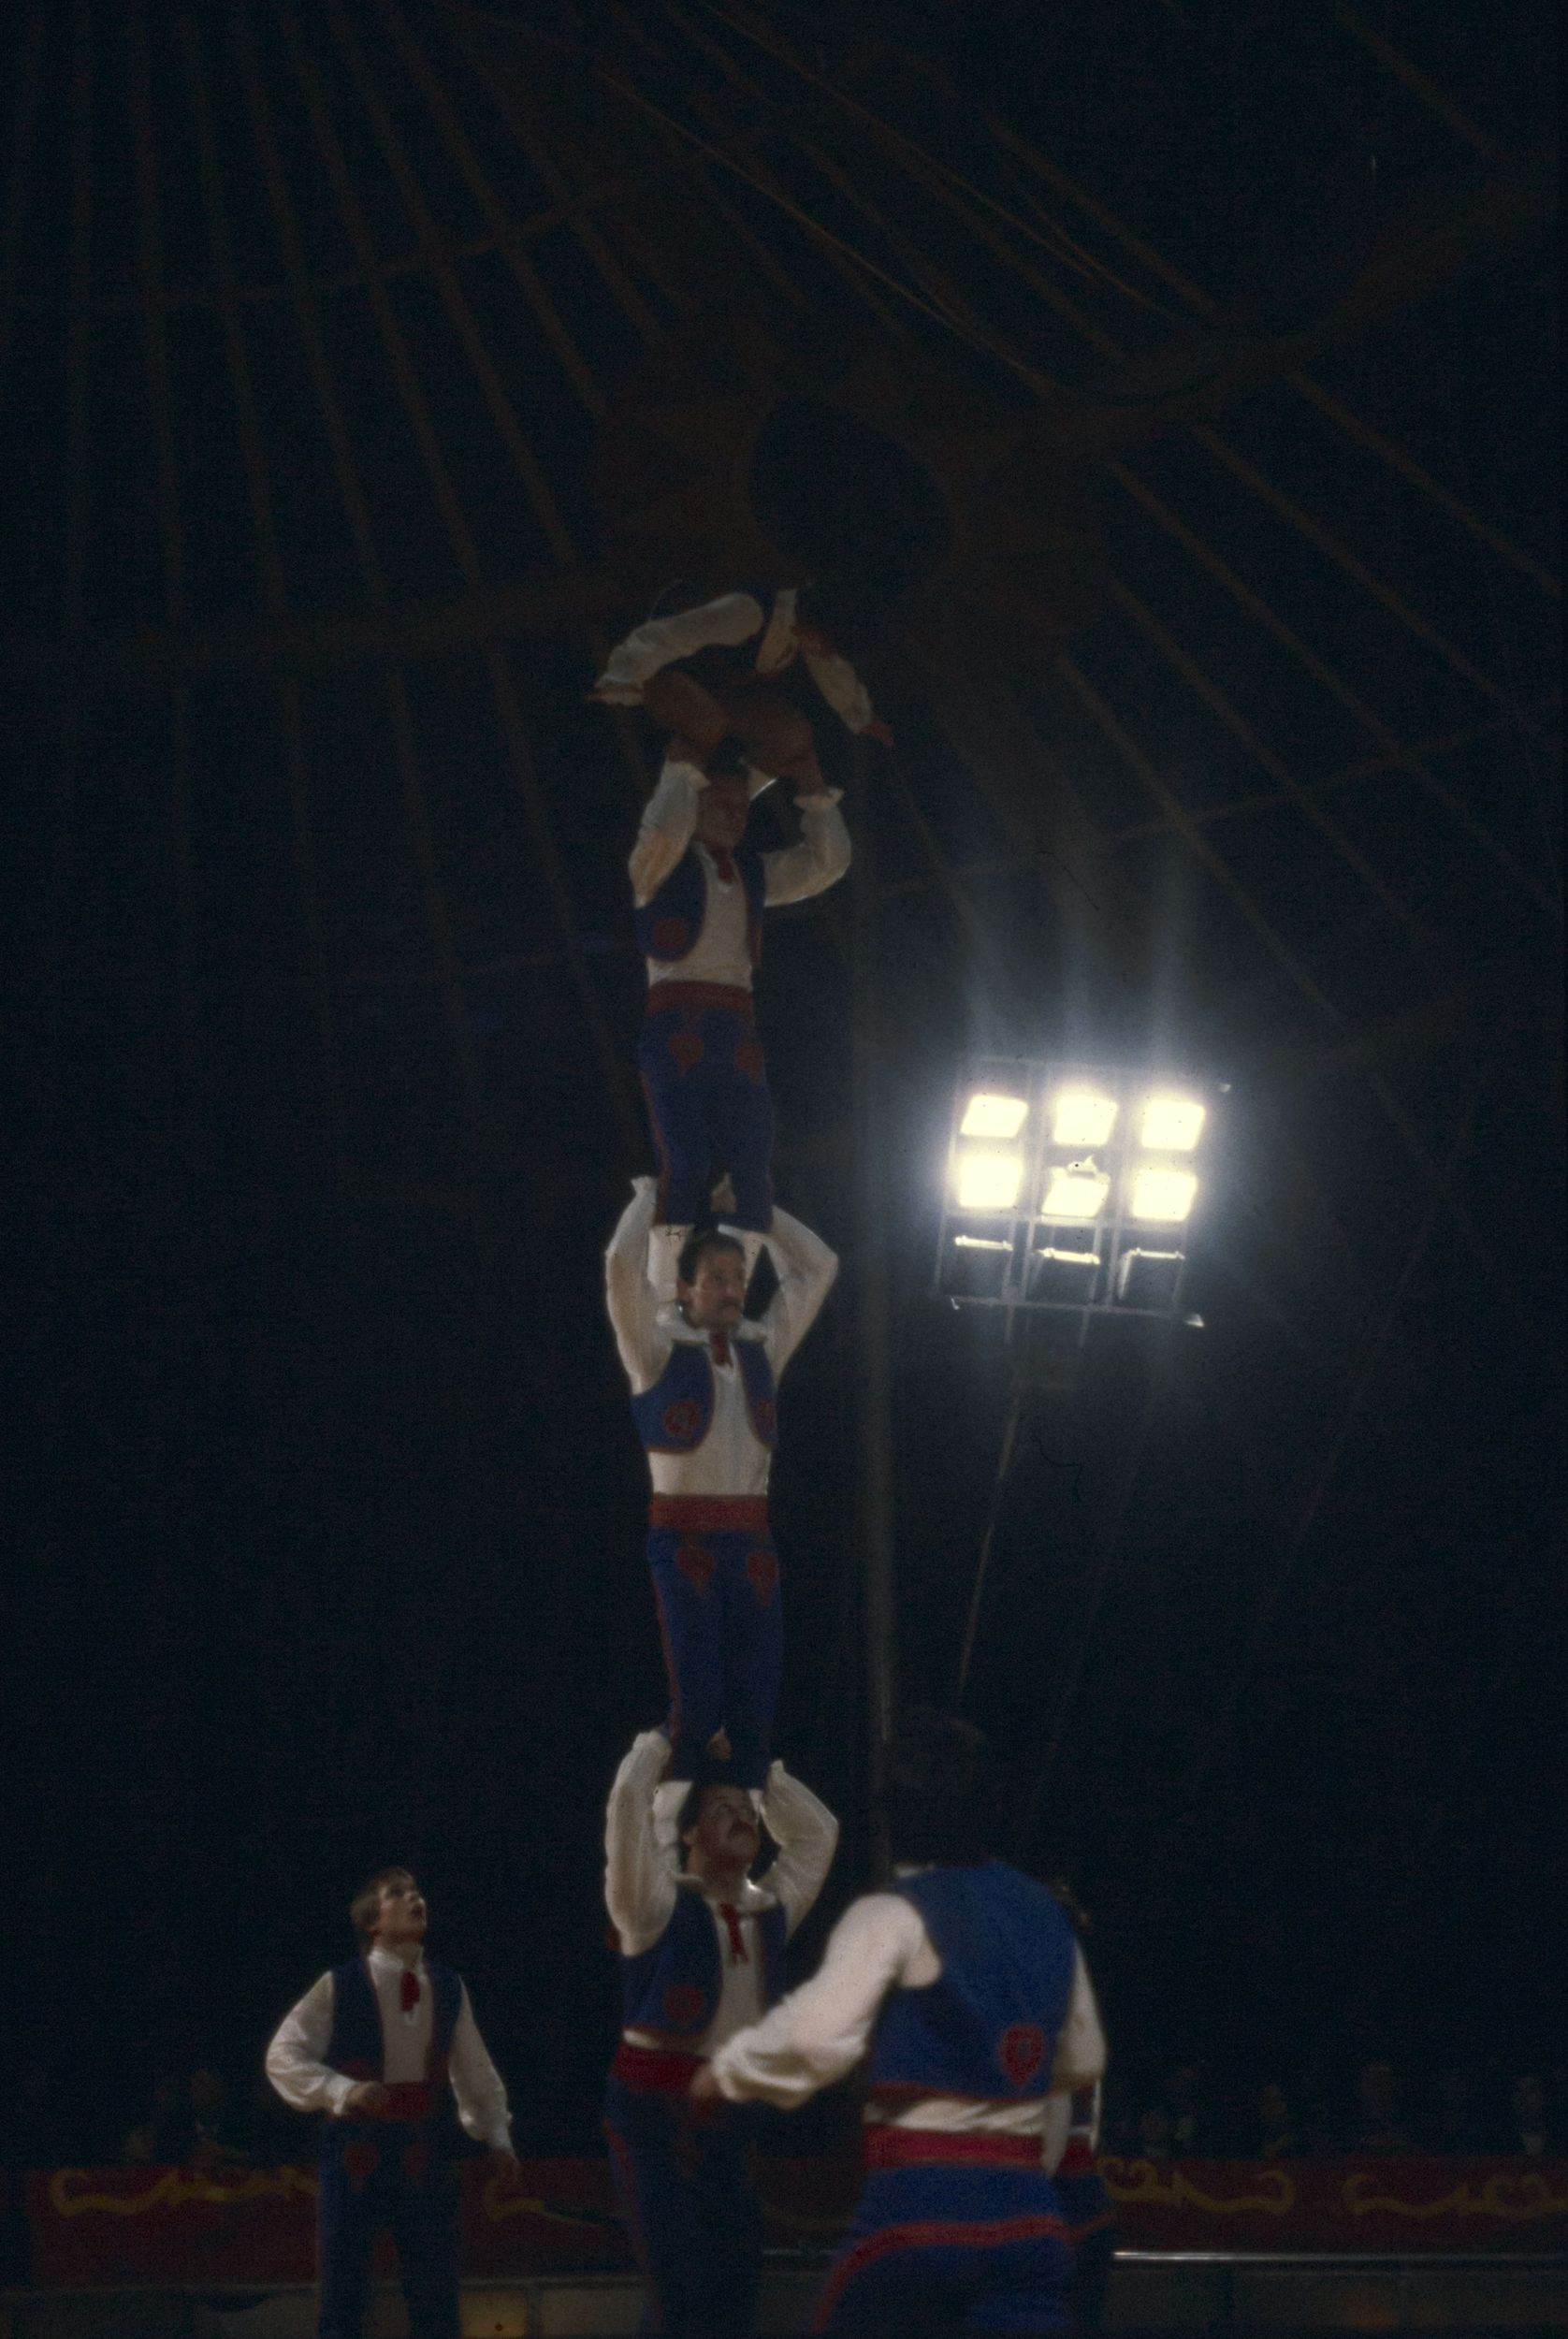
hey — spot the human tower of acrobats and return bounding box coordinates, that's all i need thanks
[266,585,1111,2339]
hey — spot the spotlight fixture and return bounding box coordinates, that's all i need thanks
[938,1056,1215,1318]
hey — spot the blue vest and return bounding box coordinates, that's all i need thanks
[867,1865,1077,2103]
[326,1956,462,2086]
[634,846,767,971]
[632,1335,778,1458]
[621,1884,789,2039]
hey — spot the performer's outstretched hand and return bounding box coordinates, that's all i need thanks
[861,716,894,748]
[709,1174,737,1214]
[688,2064,723,2103]
[342,2081,392,2118]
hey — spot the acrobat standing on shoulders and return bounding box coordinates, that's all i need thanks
[605,1179,836,1789]
[593,580,889,1298]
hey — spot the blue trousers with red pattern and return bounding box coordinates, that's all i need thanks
[810,2164,1073,2336]
[638,991,775,1232]
[647,1526,782,1788]
[317,2124,459,2339]
[603,2072,762,2338]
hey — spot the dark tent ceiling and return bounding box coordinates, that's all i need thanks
[6,0,1561,2139]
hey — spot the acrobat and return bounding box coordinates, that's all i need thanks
[265,1867,520,2339]
[605,1177,836,1787]
[594,582,888,1296]
[603,1727,837,2338]
[692,1710,1107,2336]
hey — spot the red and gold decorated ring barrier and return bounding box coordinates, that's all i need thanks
[22,2157,1568,2288]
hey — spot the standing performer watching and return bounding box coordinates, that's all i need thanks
[606,1176,836,1788]
[692,1711,1106,2337]
[265,1869,518,2339]
[603,1727,838,2339]
[595,583,882,1299]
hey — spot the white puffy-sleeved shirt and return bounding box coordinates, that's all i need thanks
[594,588,883,740]
[605,1728,838,2059]
[264,1946,513,2150]
[604,1180,838,1501]
[629,758,851,994]
[708,1881,1106,2173]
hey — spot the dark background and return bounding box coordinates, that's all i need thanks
[4,0,1561,2162]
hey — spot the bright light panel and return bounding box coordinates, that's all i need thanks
[1130,1167,1198,1223]
[1040,1166,1110,1222]
[955,1149,1024,1211]
[1140,1094,1205,1151]
[961,1091,1028,1140]
[1052,1089,1117,1146]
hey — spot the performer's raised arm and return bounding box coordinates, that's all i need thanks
[759,1757,839,1937]
[604,1178,669,1394]
[603,1727,679,1957]
[762,786,851,908]
[754,1205,838,1379]
[629,757,705,908]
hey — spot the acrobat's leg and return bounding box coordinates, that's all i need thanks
[647,1530,728,1780]
[386,2143,461,2339]
[317,2135,381,2339]
[643,668,746,776]
[604,2075,715,2338]
[705,1012,775,1236]
[719,1533,782,1793]
[638,1005,716,1297]
[721,683,826,792]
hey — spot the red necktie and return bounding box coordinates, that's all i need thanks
[719,1905,748,1964]
[400,1969,420,2015]
[710,1330,732,1368]
[710,848,736,884]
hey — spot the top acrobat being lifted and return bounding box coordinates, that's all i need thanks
[592,582,893,1299]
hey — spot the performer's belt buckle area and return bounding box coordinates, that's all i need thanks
[863,2122,1045,2170]
[649,1495,770,1532]
[645,980,755,1022]
[613,2041,708,2095]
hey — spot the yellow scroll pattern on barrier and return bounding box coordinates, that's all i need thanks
[49,2167,319,2218]
[1343,2170,1568,2225]
[480,2177,614,2230]
[1099,2158,1298,2216]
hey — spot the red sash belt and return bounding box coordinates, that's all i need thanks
[613,2041,706,2095]
[648,1495,769,1533]
[1058,2137,1096,2176]
[377,2083,436,2124]
[864,2124,1044,2170]
[646,981,755,1020]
